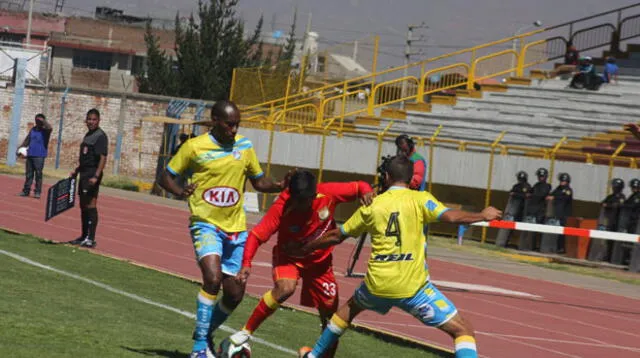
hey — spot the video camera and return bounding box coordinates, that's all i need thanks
[375,155,394,194]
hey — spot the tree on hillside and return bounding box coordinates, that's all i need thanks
[246,14,265,67]
[138,0,266,100]
[137,21,177,96]
[279,9,297,66]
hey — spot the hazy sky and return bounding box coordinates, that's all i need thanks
[30,0,640,67]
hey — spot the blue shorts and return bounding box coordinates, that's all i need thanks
[353,281,458,327]
[189,222,248,276]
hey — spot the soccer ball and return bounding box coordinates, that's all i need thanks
[17,147,28,157]
[218,337,251,358]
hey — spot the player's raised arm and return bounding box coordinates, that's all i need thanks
[440,206,502,224]
[320,181,375,206]
[249,167,294,193]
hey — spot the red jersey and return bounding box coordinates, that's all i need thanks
[242,181,373,268]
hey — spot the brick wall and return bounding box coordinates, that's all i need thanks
[0,85,186,179]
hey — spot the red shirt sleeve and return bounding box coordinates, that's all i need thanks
[318,181,373,204]
[410,160,426,190]
[242,191,288,268]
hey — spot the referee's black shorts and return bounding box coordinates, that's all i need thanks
[79,169,102,200]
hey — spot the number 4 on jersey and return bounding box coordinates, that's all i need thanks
[385,212,401,247]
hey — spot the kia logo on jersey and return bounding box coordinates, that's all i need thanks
[203,187,240,207]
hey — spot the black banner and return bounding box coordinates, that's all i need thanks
[45,177,76,222]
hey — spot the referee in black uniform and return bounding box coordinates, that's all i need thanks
[68,108,108,248]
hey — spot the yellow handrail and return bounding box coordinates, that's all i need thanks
[240,28,546,112]
[548,137,567,186]
[428,125,443,193]
[482,131,506,244]
[607,143,627,195]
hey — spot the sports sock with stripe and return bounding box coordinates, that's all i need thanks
[310,314,349,357]
[243,290,280,334]
[208,299,233,334]
[192,289,216,352]
[454,335,478,358]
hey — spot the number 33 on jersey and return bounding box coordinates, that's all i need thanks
[339,187,450,299]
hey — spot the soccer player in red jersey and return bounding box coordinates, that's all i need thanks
[230,170,374,355]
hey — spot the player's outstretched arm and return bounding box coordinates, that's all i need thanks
[289,229,347,257]
[440,206,502,224]
[250,169,295,193]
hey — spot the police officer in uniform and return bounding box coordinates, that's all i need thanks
[600,178,626,231]
[624,179,640,232]
[68,109,109,248]
[508,171,532,221]
[546,173,573,253]
[525,168,552,223]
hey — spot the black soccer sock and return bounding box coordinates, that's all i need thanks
[81,209,89,238]
[85,208,98,241]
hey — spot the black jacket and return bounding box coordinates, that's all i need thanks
[525,182,551,217]
[550,184,573,218]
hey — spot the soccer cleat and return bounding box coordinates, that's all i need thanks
[80,238,97,248]
[34,193,41,199]
[190,347,216,358]
[68,237,85,246]
[19,191,29,197]
[297,347,312,358]
[229,330,251,346]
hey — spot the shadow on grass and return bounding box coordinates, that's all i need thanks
[122,347,189,358]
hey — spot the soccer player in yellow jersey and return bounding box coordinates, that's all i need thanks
[160,100,290,358]
[294,156,502,358]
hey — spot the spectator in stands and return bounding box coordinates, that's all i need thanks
[18,113,52,199]
[569,57,603,90]
[625,123,640,140]
[546,41,579,79]
[524,168,552,224]
[623,179,640,233]
[546,173,573,253]
[395,134,427,191]
[599,178,626,232]
[508,171,532,222]
[602,56,619,84]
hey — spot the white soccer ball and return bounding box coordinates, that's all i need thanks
[17,147,28,157]
[218,337,251,358]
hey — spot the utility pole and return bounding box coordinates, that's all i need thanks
[401,22,428,109]
[25,0,34,46]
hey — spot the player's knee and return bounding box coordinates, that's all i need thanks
[273,280,297,302]
[452,314,475,338]
[202,270,223,291]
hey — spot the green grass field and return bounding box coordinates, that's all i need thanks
[0,230,448,358]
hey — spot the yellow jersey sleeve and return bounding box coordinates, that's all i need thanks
[245,146,264,179]
[422,192,450,224]
[340,206,368,238]
[167,140,192,175]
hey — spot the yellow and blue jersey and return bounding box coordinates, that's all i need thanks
[341,186,449,298]
[167,133,264,233]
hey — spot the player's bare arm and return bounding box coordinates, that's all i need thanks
[290,228,347,256]
[159,170,197,197]
[440,207,502,224]
[250,168,295,193]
